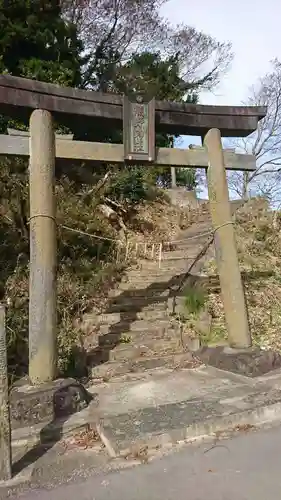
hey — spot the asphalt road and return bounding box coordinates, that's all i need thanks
[9,425,281,500]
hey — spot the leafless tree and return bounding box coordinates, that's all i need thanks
[61,0,233,91]
[227,59,281,204]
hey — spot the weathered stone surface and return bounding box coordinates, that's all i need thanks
[205,129,251,349]
[93,367,281,456]
[87,218,218,381]
[10,378,93,429]
[184,336,201,352]
[193,310,212,337]
[98,387,281,455]
[167,188,200,209]
[0,75,266,136]
[196,346,281,377]
[91,353,196,380]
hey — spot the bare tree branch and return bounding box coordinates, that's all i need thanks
[227,59,281,203]
[61,0,233,91]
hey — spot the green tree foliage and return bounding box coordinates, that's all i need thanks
[0,2,93,377]
[113,52,199,189]
[76,50,197,140]
[0,0,85,132]
[61,0,232,192]
[106,167,147,206]
[77,51,199,189]
[113,52,194,101]
[0,0,84,85]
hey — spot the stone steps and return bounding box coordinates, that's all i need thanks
[133,264,191,275]
[92,318,172,335]
[118,275,186,289]
[126,259,191,272]
[113,282,177,294]
[123,261,187,272]
[144,250,200,261]
[161,250,203,260]
[104,298,167,313]
[96,308,168,325]
[96,325,178,347]
[90,338,183,364]
[98,322,174,339]
[86,216,214,382]
[107,288,170,299]
[121,270,186,282]
[91,352,194,381]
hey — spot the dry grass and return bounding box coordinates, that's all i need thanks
[202,197,281,351]
[1,171,196,379]
[125,198,203,247]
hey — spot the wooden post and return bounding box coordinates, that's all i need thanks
[0,305,12,481]
[29,109,57,384]
[171,166,177,188]
[204,128,251,348]
[201,135,208,180]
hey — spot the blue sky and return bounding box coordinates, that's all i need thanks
[160,0,280,195]
[162,0,279,108]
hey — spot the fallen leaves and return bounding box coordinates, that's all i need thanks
[124,444,149,464]
[62,424,101,451]
[233,423,255,433]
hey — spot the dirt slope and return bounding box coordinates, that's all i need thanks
[202,198,281,351]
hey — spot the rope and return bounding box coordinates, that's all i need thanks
[29,214,57,224]
[213,221,234,234]
[27,219,122,243]
[168,230,213,244]
[60,224,118,243]
[27,219,235,246]
[167,221,235,245]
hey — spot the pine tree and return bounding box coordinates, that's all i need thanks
[0,0,84,87]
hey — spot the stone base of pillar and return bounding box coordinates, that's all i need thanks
[196,345,281,378]
[10,378,95,430]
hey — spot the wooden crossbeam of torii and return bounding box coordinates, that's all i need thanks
[0,130,256,171]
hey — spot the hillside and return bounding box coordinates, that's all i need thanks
[1,165,201,380]
[3,173,279,383]
[200,198,281,351]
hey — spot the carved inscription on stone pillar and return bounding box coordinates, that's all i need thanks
[123,94,155,162]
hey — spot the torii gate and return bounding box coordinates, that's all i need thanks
[0,75,266,385]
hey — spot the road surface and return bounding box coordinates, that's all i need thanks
[7,425,281,500]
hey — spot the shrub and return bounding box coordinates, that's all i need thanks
[107,167,147,206]
[1,161,127,380]
[183,286,207,315]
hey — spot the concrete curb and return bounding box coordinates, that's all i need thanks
[0,464,34,489]
[11,403,97,449]
[98,398,281,458]
[0,405,98,488]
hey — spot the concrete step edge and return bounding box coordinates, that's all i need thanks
[96,310,169,325]
[98,396,281,458]
[97,325,176,339]
[104,302,167,313]
[90,352,195,380]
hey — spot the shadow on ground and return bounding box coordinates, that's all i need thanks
[12,383,94,475]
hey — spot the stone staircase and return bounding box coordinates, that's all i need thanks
[86,209,213,382]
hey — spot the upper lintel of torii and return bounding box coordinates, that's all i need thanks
[0,75,266,137]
